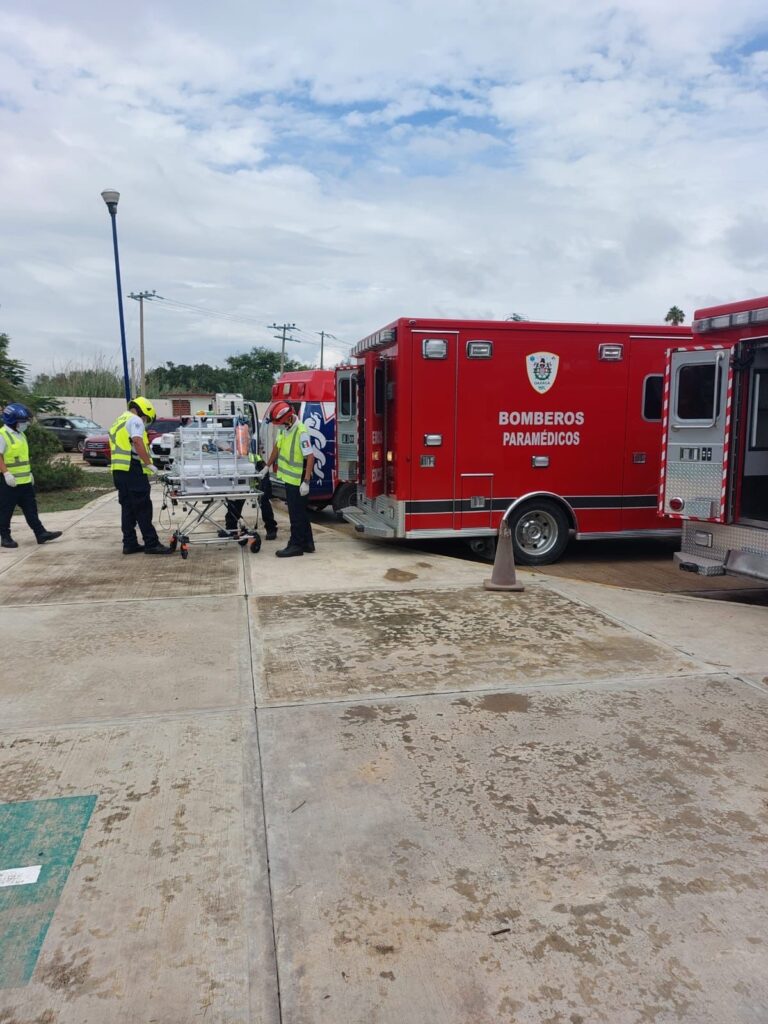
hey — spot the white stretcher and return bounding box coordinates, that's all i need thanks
[157,417,263,558]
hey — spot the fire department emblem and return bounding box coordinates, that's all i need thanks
[526,352,559,395]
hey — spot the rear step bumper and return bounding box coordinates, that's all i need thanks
[341,504,396,537]
[675,552,726,576]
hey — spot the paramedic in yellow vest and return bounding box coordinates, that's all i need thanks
[109,397,171,555]
[0,403,62,549]
[257,400,314,557]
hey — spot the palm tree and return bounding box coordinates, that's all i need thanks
[664,306,685,326]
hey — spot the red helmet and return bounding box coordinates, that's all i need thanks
[269,401,293,425]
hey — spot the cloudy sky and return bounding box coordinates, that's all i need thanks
[1,0,768,379]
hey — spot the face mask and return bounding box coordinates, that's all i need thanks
[17,423,29,433]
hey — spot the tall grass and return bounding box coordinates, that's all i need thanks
[33,355,159,398]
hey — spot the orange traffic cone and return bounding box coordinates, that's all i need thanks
[483,521,525,592]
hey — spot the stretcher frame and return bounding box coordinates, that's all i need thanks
[155,414,263,559]
[158,483,263,558]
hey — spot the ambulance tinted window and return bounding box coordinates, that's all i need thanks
[642,375,663,420]
[339,377,357,419]
[750,371,768,449]
[676,363,718,420]
[374,366,384,415]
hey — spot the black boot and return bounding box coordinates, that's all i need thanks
[1,536,18,549]
[122,543,145,554]
[144,542,173,554]
[275,545,304,558]
[37,531,62,544]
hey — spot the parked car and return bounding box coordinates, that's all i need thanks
[38,416,104,452]
[82,417,182,466]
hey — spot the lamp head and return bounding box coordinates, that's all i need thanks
[101,189,120,212]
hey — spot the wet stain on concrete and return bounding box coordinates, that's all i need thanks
[477,692,531,714]
[0,547,239,606]
[384,568,418,582]
[37,950,92,992]
[255,586,697,703]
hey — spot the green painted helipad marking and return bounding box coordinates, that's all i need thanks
[0,796,97,989]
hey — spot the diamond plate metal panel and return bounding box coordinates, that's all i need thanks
[664,457,723,515]
[681,520,768,568]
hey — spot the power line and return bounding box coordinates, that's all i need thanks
[146,293,276,331]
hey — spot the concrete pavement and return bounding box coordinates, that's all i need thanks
[1,490,767,1023]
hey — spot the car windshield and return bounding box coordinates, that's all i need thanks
[69,417,102,429]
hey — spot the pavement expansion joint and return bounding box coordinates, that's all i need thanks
[243,547,286,1024]
[255,668,734,712]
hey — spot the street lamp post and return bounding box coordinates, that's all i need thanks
[101,189,131,404]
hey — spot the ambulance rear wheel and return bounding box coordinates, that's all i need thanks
[508,499,569,566]
[333,482,357,521]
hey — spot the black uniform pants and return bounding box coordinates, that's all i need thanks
[0,479,45,539]
[225,475,277,533]
[113,462,159,548]
[285,482,314,550]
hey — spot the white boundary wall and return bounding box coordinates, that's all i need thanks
[59,397,174,427]
[58,398,271,429]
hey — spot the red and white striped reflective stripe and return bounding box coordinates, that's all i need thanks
[657,348,673,514]
[719,359,734,520]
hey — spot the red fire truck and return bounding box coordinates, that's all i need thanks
[338,316,691,564]
[659,295,768,582]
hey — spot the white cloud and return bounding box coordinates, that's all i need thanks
[1,0,768,379]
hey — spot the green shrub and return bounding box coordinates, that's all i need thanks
[33,459,85,492]
[22,421,85,491]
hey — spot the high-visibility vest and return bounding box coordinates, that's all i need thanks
[275,420,308,486]
[0,425,32,484]
[108,412,151,474]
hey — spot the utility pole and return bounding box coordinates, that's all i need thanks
[314,330,338,370]
[268,322,298,375]
[128,290,156,394]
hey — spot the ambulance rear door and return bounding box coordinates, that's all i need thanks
[661,347,731,522]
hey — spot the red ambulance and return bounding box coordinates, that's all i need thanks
[264,369,357,515]
[660,295,768,582]
[337,316,691,564]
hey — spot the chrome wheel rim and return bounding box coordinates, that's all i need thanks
[514,510,559,556]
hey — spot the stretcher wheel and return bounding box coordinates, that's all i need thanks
[250,535,261,553]
[238,537,249,547]
[180,544,189,560]
[169,537,178,552]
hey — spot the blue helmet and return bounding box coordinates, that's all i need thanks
[2,403,32,428]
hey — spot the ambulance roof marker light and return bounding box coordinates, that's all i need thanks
[422,338,448,359]
[693,304,768,333]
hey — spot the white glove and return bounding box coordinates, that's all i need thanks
[145,464,158,475]
[256,466,269,479]
[3,472,17,488]
[299,481,310,497]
